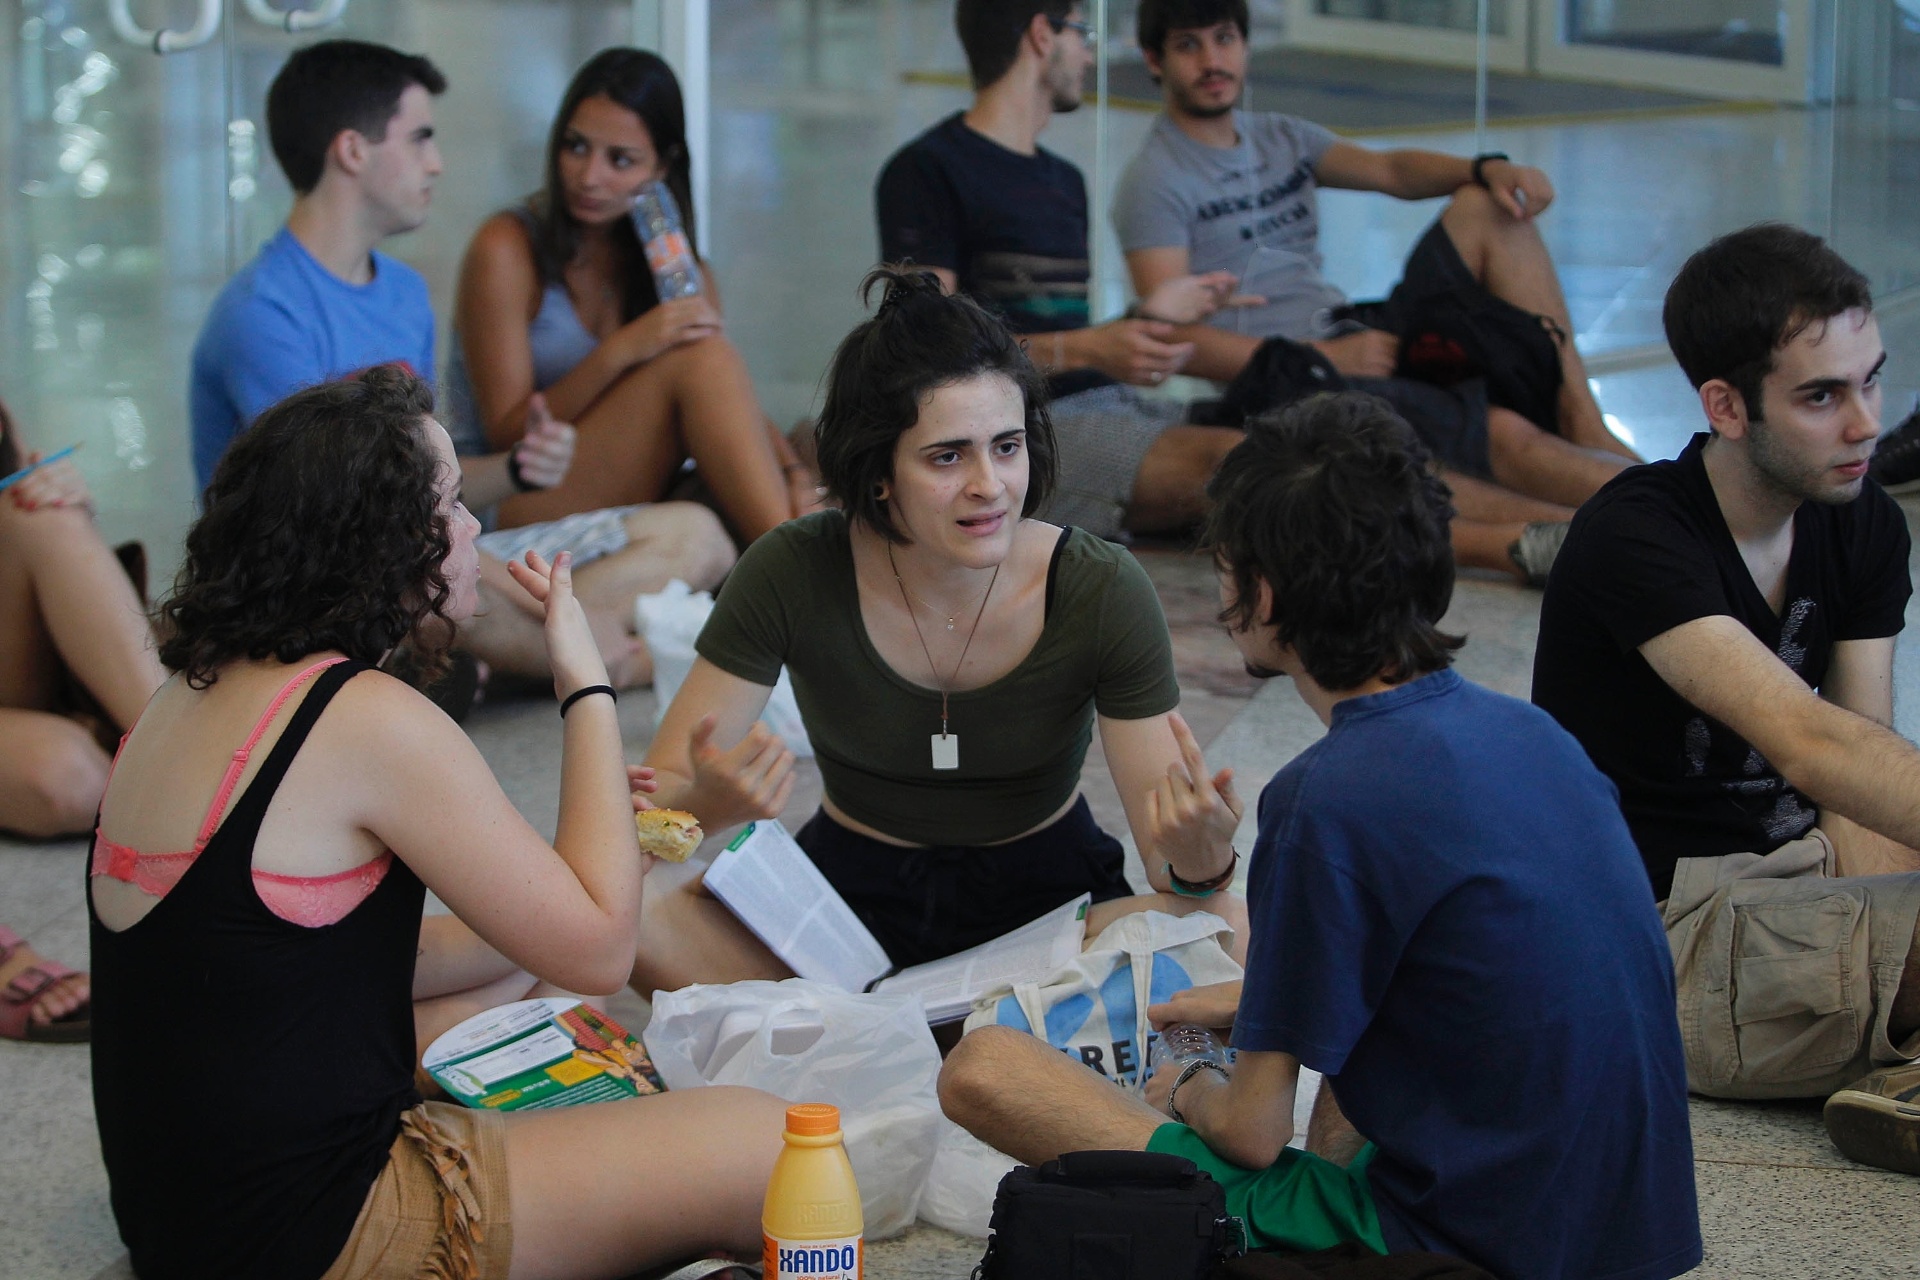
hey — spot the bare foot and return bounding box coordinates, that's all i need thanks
[587,606,654,690]
[0,935,88,1031]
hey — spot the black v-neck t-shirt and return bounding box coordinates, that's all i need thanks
[1532,434,1911,899]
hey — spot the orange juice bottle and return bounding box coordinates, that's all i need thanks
[763,1103,863,1280]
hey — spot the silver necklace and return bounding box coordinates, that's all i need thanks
[888,544,1000,770]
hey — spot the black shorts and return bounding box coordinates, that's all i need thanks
[1342,218,1566,476]
[793,796,1134,969]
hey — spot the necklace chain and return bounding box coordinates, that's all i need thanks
[898,577,991,630]
[888,544,1000,736]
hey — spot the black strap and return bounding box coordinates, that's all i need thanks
[1043,526,1072,621]
[1046,1149,1199,1187]
[218,660,371,840]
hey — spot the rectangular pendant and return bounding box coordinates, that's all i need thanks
[931,733,959,770]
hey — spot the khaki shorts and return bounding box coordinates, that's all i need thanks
[321,1102,514,1280]
[1663,831,1920,1099]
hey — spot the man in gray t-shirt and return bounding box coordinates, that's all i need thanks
[1113,0,1638,512]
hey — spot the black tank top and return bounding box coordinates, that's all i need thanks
[89,661,426,1280]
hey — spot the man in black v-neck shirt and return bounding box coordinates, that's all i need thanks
[1533,225,1920,1175]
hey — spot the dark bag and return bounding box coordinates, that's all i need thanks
[1189,336,1347,428]
[1213,1243,1498,1280]
[1390,289,1565,434]
[974,1150,1246,1280]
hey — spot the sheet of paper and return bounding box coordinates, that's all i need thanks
[703,819,892,992]
[875,893,1090,1023]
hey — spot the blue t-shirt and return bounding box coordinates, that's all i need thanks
[1236,670,1700,1280]
[189,228,435,490]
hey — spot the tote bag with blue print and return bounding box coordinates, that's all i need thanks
[963,909,1242,1091]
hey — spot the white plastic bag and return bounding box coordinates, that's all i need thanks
[642,979,942,1238]
[963,909,1242,1091]
[634,580,813,756]
[916,1120,1018,1237]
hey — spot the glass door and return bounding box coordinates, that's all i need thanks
[1284,0,1530,72]
[1532,0,1821,101]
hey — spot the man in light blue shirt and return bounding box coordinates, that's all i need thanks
[190,40,733,690]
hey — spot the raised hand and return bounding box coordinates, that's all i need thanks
[686,714,795,828]
[508,394,576,491]
[1144,711,1243,888]
[1140,271,1264,326]
[504,550,610,702]
[10,451,93,514]
[620,295,724,365]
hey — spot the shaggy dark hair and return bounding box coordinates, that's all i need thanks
[266,40,446,194]
[527,48,696,323]
[1204,393,1463,691]
[1136,0,1249,60]
[157,365,452,688]
[815,268,1056,544]
[1663,223,1872,423]
[956,0,1074,89]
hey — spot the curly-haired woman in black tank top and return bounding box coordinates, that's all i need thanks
[88,366,784,1280]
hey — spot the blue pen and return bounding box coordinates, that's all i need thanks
[0,444,79,494]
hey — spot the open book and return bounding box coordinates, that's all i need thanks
[703,819,1089,1024]
[423,997,666,1110]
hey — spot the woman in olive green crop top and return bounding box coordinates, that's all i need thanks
[632,271,1247,990]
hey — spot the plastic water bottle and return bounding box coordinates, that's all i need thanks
[1149,1023,1227,1080]
[629,180,701,301]
[763,1103,863,1280]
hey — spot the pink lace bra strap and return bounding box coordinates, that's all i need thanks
[192,657,350,850]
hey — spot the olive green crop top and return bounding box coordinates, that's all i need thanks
[695,511,1180,846]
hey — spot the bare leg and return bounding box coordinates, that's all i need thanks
[940,1024,1165,1164]
[570,504,737,610]
[411,915,577,1057]
[0,501,163,728]
[1486,408,1631,509]
[1124,425,1245,534]
[499,336,794,542]
[1086,891,1250,968]
[1439,464,1577,582]
[504,1085,788,1279]
[629,863,794,997]
[1438,186,1639,461]
[1304,1080,1367,1168]
[0,708,110,837]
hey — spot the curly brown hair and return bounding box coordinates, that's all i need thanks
[157,365,453,688]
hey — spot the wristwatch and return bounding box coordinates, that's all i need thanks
[1470,152,1509,188]
[1166,1058,1229,1125]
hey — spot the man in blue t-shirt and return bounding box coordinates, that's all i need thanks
[190,40,734,690]
[941,393,1700,1279]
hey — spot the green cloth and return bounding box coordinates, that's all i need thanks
[1147,1124,1388,1256]
[695,511,1179,846]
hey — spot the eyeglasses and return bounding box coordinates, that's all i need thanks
[1049,16,1098,46]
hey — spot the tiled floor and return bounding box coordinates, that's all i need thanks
[6,1,1920,1276]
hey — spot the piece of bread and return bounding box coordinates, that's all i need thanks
[634,808,703,862]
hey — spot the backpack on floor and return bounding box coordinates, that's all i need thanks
[973,1150,1246,1280]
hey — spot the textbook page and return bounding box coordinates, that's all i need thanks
[874,894,1090,1024]
[703,819,893,992]
[423,997,666,1110]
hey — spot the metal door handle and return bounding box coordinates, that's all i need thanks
[107,0,222,52]
[241,0,349,33]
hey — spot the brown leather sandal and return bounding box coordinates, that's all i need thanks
[0,925,90,1044]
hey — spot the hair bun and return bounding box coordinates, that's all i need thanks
[863,265,946,317]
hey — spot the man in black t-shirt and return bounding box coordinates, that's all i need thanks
[875,0,1258,541]
[1533,224,1920,1176]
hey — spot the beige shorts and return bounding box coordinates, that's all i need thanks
[1663,830,1920,1099]
[321,1102,514,1280]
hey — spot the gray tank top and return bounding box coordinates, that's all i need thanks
[442,206,600,456]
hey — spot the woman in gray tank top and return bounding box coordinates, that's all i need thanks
[448,48,816,542]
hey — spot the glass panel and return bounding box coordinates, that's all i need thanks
[2,0,230,562]
[1564,0,1785,68]
[1313,0,1509,37]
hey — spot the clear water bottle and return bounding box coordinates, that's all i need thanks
[629,180,701,301]
[1149,1022,1227,1080]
